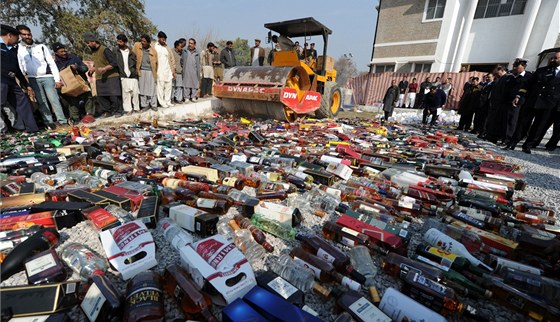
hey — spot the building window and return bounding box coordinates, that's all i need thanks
[474,0,527,19]
[425,0,446,20]
[414,63,432,73]
[375,65,395,73]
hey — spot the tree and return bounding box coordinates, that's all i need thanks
[216,38,251,67]
[1,0,157,57]
[334,55,359,87]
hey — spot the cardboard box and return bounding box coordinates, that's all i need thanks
[104,185,145,211]
[336,214,406,255]
[243,286,323,322]
[56,144,84,156]
[82,206,119,231]
[100,220,157,280]
[0,281,80,317]
[0,193,46,209]
[0,211,55,231]
[92,189,132,211]
[254,201,302,227]
[179,234,256,306]
[326,163,353,180]
[316,55,334,71]
[135,196,158,229]
[222,298,268,322]
[67,190,109,206]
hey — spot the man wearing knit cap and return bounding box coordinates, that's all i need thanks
[52,42,93,123]
[84,32,124,118]
[0,24,39,133]
[154,31,175,108]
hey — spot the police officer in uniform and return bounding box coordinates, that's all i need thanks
[0,24,39,133]
[512,51,560,153]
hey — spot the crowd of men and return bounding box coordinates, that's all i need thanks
[383,76,452,124]
[456,54,560,153]
[2,24,267,133]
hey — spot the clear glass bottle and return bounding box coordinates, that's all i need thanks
[269,254,330,298]
[348,245,378,287]
[104,204,135,224]
[228,220,266,266]
[60,242,108,281]
[158,218,194,251]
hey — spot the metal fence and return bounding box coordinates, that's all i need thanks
[346,71,486,110]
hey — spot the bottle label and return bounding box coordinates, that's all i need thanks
[341,227,360,237]
[341,236,356,247]
[293,257,321,279]
[398,196,416,209]
[126,285,162,311]
[222,177,237,187]
[81,282,106,322]
[316,248,335,264]
[412,272,447,295]
[267,276,298,300]
[341,276,361,291]
[25,252,57,277]
[523,214,539,220]
[427,247,458,262]
[348,297,391,322]
[196,198,218,209]
[415,255,450,271]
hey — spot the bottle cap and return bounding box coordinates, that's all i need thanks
[369,286,380,303]
[312,282,331,298]
[347,267,366,284]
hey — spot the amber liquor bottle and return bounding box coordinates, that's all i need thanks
[163,264,218,322]
[123,271,164,322]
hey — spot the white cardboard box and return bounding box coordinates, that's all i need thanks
[100,220,157,280]
[179,234,256,305]
[326,163,353,180]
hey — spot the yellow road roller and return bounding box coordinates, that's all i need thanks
[213,17,341,122]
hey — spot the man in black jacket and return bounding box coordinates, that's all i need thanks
[115,34,139,114]
[514,51,560,153]
[423,86,446,125]
[0,24,38,133]
[502,58,532,148]
[53,42,93,123]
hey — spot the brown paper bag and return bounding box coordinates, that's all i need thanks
[60,67,91,97]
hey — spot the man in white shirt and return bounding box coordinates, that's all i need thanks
[154,31,175,108]
[16,25,67,128]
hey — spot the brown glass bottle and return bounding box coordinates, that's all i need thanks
[185,197,230,215]
[321,221,388,255]
[296,234,360,278]
[289,247,361,291]
[124,271,164,322]
[233,214,274,252]
[163,265,218,322]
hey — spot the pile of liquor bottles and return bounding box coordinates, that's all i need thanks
[0,116,559,322]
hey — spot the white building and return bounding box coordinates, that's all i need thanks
[370,0,560,73]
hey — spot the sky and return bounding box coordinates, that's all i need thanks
[144,0,378,72]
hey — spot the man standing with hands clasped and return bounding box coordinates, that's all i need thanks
[84,32,123,118]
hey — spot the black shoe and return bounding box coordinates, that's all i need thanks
[469,129,478,134]
[545,146,556,151]
[522,147,531,154]
[150,106,158,111]
[46,123,57,130]
[113,113,123,118]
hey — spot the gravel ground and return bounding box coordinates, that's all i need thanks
[2,112,559,322]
